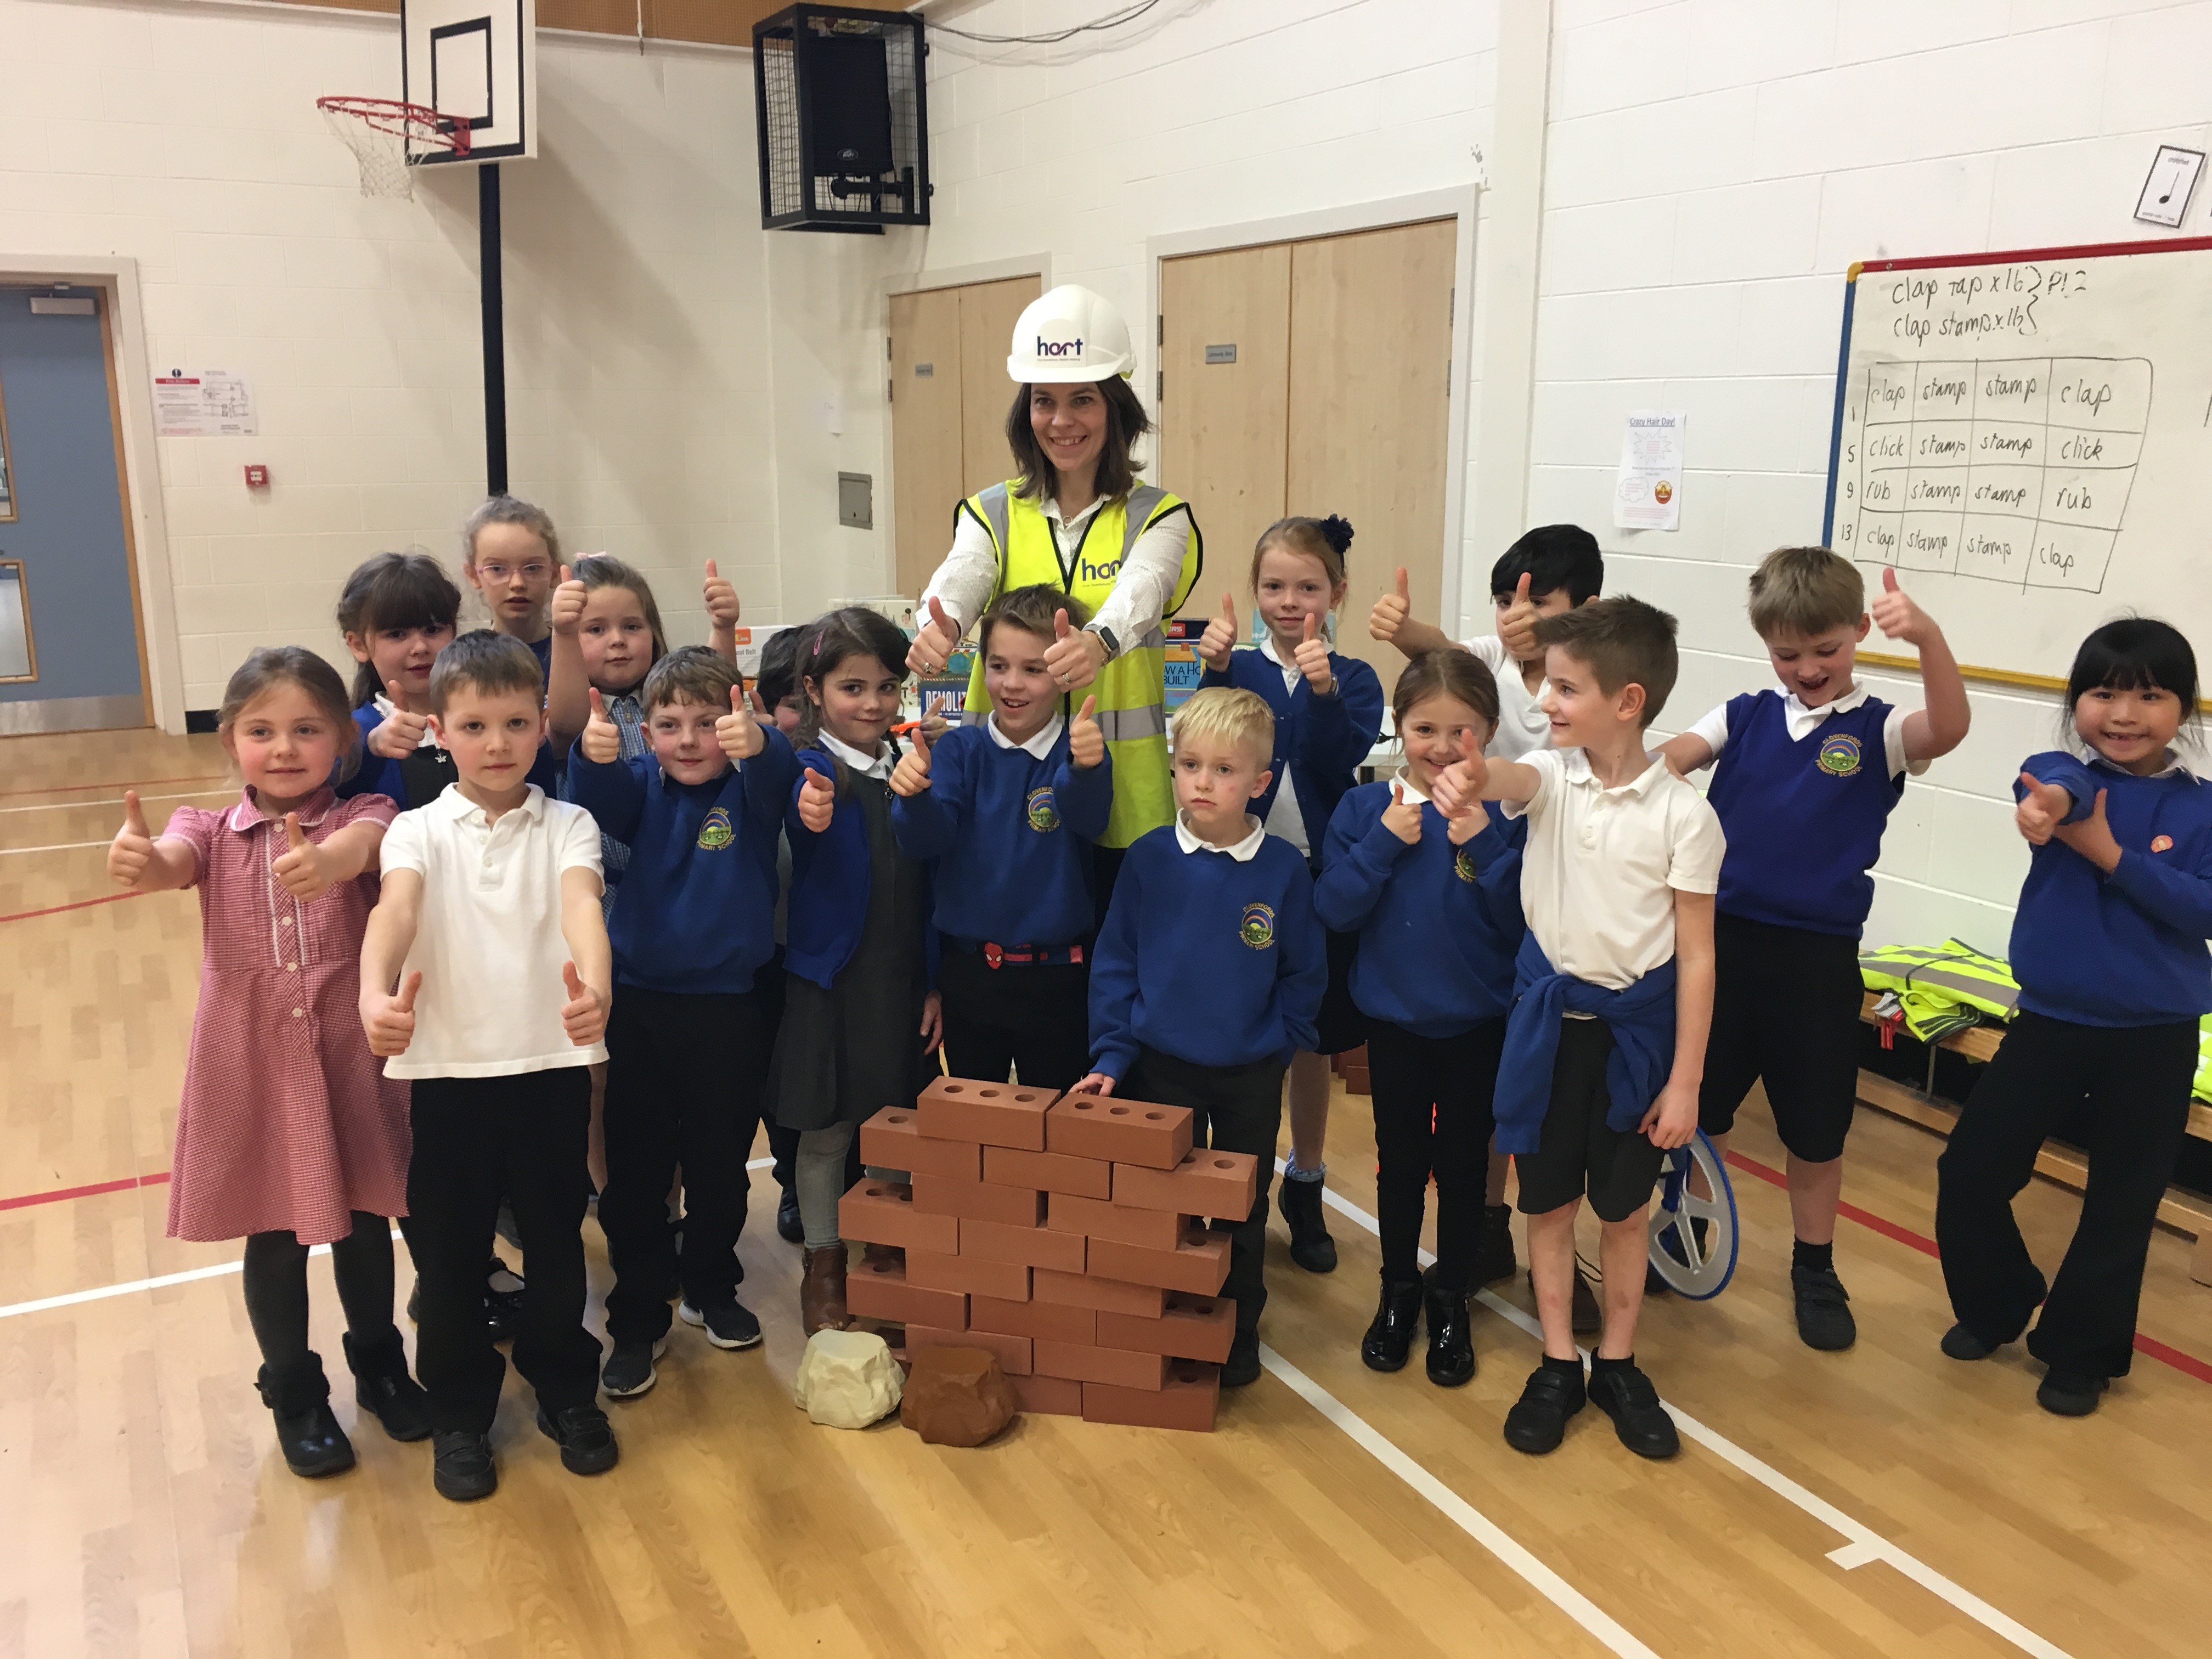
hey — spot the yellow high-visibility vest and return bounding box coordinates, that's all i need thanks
[958,481,1201,848]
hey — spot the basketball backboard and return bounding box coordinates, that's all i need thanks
[402,0,537,164]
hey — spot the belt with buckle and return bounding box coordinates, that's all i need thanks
[979,940,1085,969]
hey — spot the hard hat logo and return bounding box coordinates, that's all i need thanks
[1008,284,1134,382]
[1037,336,1084,357]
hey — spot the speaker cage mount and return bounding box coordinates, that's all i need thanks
[754,4,930,234]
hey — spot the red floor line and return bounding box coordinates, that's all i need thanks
[0,890,148,925]
[1722,1148,2211,1385]
[0,773,225,800]
[0,1170,171,1211]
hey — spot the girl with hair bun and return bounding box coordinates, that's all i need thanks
[1195,514,1386,1276]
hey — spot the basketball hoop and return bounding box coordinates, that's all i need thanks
[317,96,471,198]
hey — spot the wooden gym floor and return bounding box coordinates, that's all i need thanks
[3,729,2209,1659]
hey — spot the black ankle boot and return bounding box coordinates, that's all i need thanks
[1361,1279,1425,1372]
[344,1329,433,1443]
[1470,1204,1516,1286]
[256,1355,356,1479]
[1422,1270,1476,1387]
[1277,1175,1338,1273]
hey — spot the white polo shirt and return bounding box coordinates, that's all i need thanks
[1504,747,1724,991]
[1460,634,1553,762]
[377,784,607,1078]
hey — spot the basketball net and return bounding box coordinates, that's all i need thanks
[317,97,470,199]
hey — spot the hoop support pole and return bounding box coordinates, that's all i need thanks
[480,162,507,496]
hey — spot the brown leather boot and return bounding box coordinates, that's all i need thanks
[801,1245,849,1335]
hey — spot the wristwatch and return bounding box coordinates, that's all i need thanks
[1086,623,1120,661]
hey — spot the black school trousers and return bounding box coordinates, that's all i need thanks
[1936,1009,2194,1379]
[1122,1045,1287,1343]
[408,1070,600,1434]
[602,985,771,1345]
[1368,1017,1505,1289]
[936,944,1092,1093]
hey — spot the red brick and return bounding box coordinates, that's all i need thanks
[1082,1361,1220,1431]
[910,1173,1045,1227]
[983,1144,1113,1199]
[905,1325,1031,1376]
[845,1255,968,1331]
[1085,1227,1231,1296]
[915,1076,1054,1150]
[962,1216,1085,1273]
[1044,1094,1192,1170]
[1012,1372,1084,1416]
[858,1107,980,1180]
[1031,1267,1165,1318]
[1045,1191,1185,1250]
[1111,1148,1260,1221]
[969,1294,1096,1346]
[838,1181,959,1255]
[1032,1340,1167,1391]
[1093,1291,1234,1363]
[905,1248,1030,1302]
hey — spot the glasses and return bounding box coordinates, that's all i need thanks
[477,562,551,583]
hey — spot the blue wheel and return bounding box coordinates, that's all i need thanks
[1647,1131,1738,1300]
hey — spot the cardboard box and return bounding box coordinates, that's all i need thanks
[1086,1227,1232,1297]
[858,1107,981,1181]
[1045,1191,1186,1251]
[1111,1148,1260,1221]
[838,1181,960,1255]
[983,1144,1113,1200]
[1044,1095,1193,1170]
[962,1216,1085,1274]
[916,1076,1054,1151]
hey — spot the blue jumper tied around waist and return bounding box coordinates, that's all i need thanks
[1493,933,1678,1156]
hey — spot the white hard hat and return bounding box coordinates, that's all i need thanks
[1006,284,1135,383]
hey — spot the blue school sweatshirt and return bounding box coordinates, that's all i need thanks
[1087,820,1326,1081]
[1491,937,1679,1156]
[1703,689,1908,936]
[1200,643,1385,853]
[891,718,1114,948]
[784,747,936,991]
[2009,749,2212,1027]
[337,703,561,806]
[566,728,798,995]
[1314,783,1527,1038]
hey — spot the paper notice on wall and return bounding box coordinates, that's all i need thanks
[1613,409,1685,531]
[153,368,257,437]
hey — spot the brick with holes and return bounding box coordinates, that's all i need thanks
[905,1248,1030,1302]
[915,1076,1054,1150]
[983,1144,1113,1199]
[859,1105,981,1181]
[962,1216,1085,1273]
[1082,1361,1220,1431]
[910,1172,1046,1228]
[1012,1372,1084,1416]
[1044,1094,1193,1169]
[838,1180,959,1255]
[845,1254,968,1331]
[1031,1267,1165,1319]
[1044,1191,1186,1251]
[1110,1147,1260,1220]
[1093,1291,1234,1363]
[969,1293,1097,1346]
[1032,1339,1167,1391]
[1085,1227,1231,1297]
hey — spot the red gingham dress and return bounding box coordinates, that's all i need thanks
[163,788,413,1245]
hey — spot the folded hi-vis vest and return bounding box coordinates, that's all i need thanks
[958,481,1201,849]
[1859,939,2019,1042]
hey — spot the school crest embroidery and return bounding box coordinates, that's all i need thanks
[1026,785,1060,832]
[1454,848,1479,884]
[696,807,735,851]
[1816,733,1864,777]
[1239,901,1277,950]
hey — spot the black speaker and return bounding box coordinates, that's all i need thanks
[754,5,929,234]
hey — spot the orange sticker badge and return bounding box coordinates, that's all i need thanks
[2152,834,2175,853]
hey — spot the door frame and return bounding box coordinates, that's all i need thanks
[0,255,182,732]
[879,252,1053,596]
[1145,188,1481,642]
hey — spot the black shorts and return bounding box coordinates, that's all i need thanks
[1513,1018,1666,1224]
[1699,912,1861,1164]
[1311,921,1368,1057]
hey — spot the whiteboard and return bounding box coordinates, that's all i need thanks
[1822,238,2212,686]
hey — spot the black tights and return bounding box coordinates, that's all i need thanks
[240,1212,402,1387]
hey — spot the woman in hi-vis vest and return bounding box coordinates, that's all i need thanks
[907,284,1202,899]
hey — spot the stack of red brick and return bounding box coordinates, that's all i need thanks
[838,1076,1259,1432]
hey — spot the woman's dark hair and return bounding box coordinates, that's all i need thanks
[794,606,910,785]
[1391,645,1500,738]
[218,646,362,787]
[334,551,462,707]
[2066,617,2200,737]
[1003,378,1152,505]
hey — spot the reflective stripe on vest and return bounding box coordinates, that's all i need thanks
[1859,939,2019,1019]
[960,480,1201,847]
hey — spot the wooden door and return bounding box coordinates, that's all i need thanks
[957,276,1041,500]
[1160,243,1291,618]
[1286,218,1455,685]
[888,284,963,596]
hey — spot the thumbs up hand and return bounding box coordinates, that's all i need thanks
[716,681,763,762]
[550,564,586,637]
[1068,695,1105,770]
[2015,770,2073,845]
[890,722,934,797]
[1430,742,1490,821]
[1381,780,1423,845]
[796,766,836,833]
[1043,608,1105,690]
[363,969,421,1057]
[560,961,608,1047]
[2051,786,2124,873]
[368,681,429,759]
[1293,610,1336,693]
[108,789,156,888]
[1199,592,1239,673]
[1870,565,1934,647]
[702,558,740,630]
[1368,566,1412,645]
[908,595,960,677]
[1498,572,1541,662]
[271,810,340,901]
[580,687,622,764]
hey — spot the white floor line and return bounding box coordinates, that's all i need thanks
[1,839,117,856]
[1300,1170,2073,1659]
[0,1158,779,1324]
[0,788,231,817]
[1260,1344,1662,1659]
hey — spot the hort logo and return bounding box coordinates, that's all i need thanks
[1816,734,1864,778]
[1025,786,1060,833]
[1036,335,1084,358]
[1239,901,1277,951]
[1078,554,1124,585]
[696,807,735,851]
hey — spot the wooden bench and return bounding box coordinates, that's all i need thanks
[1855,991,2212,1285]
